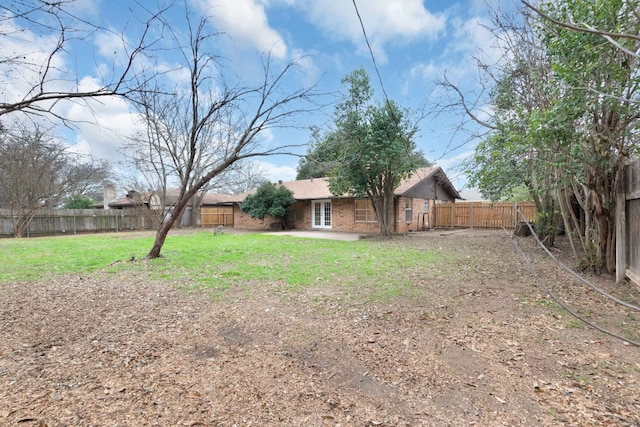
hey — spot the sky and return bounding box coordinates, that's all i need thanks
[0,0,515,195]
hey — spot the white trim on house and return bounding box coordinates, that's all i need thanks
[312,199,332,229]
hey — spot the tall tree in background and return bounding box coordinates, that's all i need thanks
[132,14,318,259]
[62,194,97,209]
[211,161,269,195]
[297,125,429,180]
[0,124,110,237]
[296,126,343,179]
[320,68,421,237]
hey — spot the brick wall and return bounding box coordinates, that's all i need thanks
[395,197,428,233]
[331,198,379,233]
[232,204,270,230]
[231,196,429,234]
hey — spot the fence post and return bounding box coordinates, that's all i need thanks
[514,202,518,228]
[615,192,625,282]
[450,203,454,228]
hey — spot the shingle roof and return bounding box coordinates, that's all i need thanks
[395,166,461,200]
[279,178,333,200]
[395,167,438,194]
[222,178,332,203]
[201,193,237,205]
[227,166,461,202]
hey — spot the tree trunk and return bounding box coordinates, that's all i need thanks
[13,207,41,238]
[146,221,172,259]
[146,194,193,259]
[374,188,395,238]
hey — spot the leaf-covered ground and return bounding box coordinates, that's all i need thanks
[1,230,639,426]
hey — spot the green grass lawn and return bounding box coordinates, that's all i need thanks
[0,231,444,299]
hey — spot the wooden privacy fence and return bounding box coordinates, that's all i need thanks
[200,206,234,227]
[616,158,640,285]
[0,208,156,237]
[432,202,537,229]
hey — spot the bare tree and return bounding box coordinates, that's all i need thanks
[131,15,319,259]
[211,161,270,195]
[0,123,111,236]
[0,0,164,121]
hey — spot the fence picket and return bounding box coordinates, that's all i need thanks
[432,202,537,229]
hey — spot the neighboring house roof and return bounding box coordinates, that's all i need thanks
[458,188,486,201]
[107,196,146,207]
[99,189,239,209]
[228,166,461,203]
[201,193,237,205]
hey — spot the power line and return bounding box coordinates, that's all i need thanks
[516,209,640,313]
[506,227,639,347]
[351,0,426,174]
[351,0,392,106]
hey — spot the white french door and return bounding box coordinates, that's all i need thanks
[312,200,332,229]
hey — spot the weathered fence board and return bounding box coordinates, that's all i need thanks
[0,209,153,237]
[617,159,640,285]
[432,202,537,229]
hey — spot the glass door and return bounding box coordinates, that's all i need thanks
[312,200,332,229]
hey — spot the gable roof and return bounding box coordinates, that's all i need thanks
[395,166,462,201]
[228,167,461,203]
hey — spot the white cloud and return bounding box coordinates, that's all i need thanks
[197,0,288,59]
[64,0,100,17]
[300,0,446,63]
[406,12,511,104]
[0,15,71,115]
[94,30,130,67]
[290,48,320,86]
[62,77,140,164]
[474,103,494,125]
[254,160,297,182]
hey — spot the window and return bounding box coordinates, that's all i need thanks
[312,200,331,228]
[355,199,377,222]
[405,198,413,222]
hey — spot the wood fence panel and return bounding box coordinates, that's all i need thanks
[201,207,234,227]
[432,202,537,229]
[0,209,151,237]
[618,159,640,285]
[433,203,454,228]
[627,199,640,285]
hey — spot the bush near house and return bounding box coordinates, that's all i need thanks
[239,182,296,229]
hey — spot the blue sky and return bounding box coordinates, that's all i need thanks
[1,0,514,193]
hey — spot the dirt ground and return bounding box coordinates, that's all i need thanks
[1,229,639,426]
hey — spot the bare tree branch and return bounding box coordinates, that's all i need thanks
[0,0,168,120]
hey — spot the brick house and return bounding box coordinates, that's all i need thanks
[228,166,461,234]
